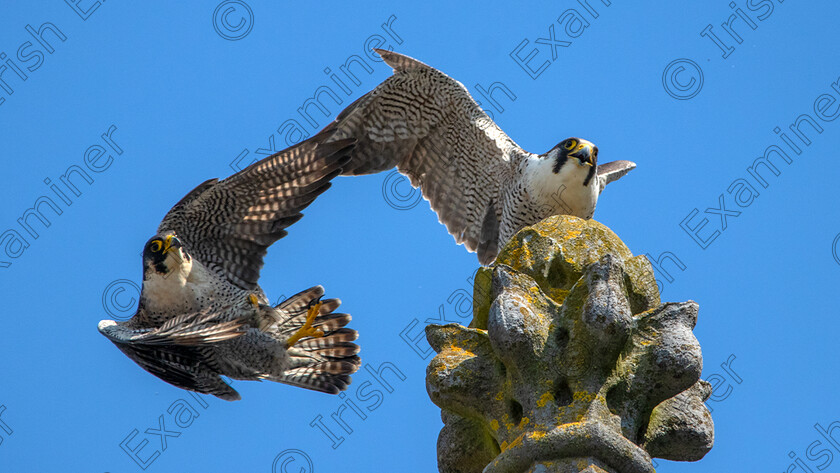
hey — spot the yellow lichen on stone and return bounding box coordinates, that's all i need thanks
[425,215,709,472]
[563,229,582,240]
[448,346,469,356]
[503,433,525,452]
[537,391,554,408]
[491,216,638,311]
[528,430,547,441]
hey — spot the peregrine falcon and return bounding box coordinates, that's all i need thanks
[98,138,361,401]
[317,49,636,265]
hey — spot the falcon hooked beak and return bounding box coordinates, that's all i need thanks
[568,139,597,167]
[161,235,179,255]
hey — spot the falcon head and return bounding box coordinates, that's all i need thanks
[551,137,598,173]
[142,233,192,277]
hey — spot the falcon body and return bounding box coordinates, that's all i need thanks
[98,138,360,401]
[318,50,636,265]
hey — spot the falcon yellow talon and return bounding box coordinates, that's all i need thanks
[248,294,259,307]
[285,301,324,348]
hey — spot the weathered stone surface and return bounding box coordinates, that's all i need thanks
[527,459,613,473]
[472,216,660,330]
[437,410,500,473]
[426,216,713,473]
[644,381,714,461]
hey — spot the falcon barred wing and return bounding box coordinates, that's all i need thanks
[98,309,247,346]
[319,49,526,264]
[157,138,355,290]
[98,309,248,400]
[112,343,240,400]
[596,160,636,194]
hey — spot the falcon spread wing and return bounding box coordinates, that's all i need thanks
[157,138,355,290]
[318,49,527,264]
[316,50,636,265]
[98,309,247,400]
[597,160,636,194]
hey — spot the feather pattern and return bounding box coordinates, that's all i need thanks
[99,135,361,400]
[318,50,522,264]
[157,138,355,290]
[596,160,637,194]
[316,49,636,264]
[99,308,247,401]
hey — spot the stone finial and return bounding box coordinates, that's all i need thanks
[426,216,713,473]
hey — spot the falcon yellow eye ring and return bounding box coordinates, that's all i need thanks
[564,140,576,150]
[150,240,163,253]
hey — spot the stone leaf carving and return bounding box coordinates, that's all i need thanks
[426,216,713,473]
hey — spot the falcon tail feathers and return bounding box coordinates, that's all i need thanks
[476,200,501,266]
[269,286,361,394]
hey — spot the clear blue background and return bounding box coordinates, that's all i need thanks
[0,1,838,471]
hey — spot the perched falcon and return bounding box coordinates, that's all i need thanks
[317,49,636,265]
[98,138,361,401]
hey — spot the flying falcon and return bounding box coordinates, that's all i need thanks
[98,138,361,401]
[317,49,636,265]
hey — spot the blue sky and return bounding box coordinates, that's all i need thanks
[0,1,838,471]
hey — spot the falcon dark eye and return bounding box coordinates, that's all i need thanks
[564,140,576,150]
[150,240,163,253]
